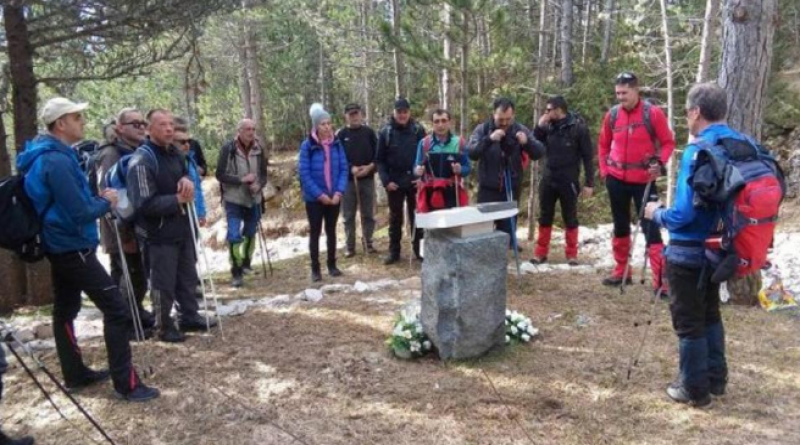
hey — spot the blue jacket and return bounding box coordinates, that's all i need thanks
[298,134,349,203]
[653,124,744,242]
[16,134,110,253]
[414,133,471,179]
[187,151,206,219]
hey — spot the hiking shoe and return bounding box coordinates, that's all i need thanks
[139,309,156,329]
[567,258,579,266]
[158,328,186,343]
[601,276,633,286]
[115,383,160,403]
[242,265,254,275]
[710,381,727,396]
[666,382,711,407]
[529,257,547,265]
[311,269,322,282]
[366,245,378,254]
[65,369,110,392]
[179,314,217,332]
[0,431,35,445]
[328,266,343,277]
[383,255,400,265]
[231,275,244,288]
[128,327,154,342]
[344,249,356,258]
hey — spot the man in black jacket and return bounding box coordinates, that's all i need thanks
[376,98,426,264]
[127,109,215,343]
[467,97,545,239]
[531,96,594,265]
[338,103,378,257]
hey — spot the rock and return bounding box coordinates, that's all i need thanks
[26,339,56,351]
[353,281,371,293]
[421,230,509,360]
[368,279,400,291]
[256,295,294,308]
[13,328,35,343]
[399,276,422,289]
[296,289,324,303]
[216,300,254,317]
[34,323,53,340]
[320,284,352,294]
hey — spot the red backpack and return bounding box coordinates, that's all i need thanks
[416,135,469,213]
[691,137,785,281]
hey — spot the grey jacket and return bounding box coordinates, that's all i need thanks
[216,139,267,208]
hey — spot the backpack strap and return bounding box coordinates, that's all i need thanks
[608,101,658,147]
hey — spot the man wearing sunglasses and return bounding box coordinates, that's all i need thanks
[531,96,594,266]
[597,72,675,294]
[96,108,155,333]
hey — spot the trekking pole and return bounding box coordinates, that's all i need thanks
[626,276,666,380]
[0,321,117,445]
[256,219,273,276]
[186,204,211,334]
[353,175,369,254]
[187,203,225,340]
[505,167,522,277]
[620,180,653,294]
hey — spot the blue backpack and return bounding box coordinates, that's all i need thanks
[103,146,157,222]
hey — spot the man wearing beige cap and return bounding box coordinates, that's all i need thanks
[15,97,160,402]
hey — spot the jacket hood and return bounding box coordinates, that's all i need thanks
[16,134,73,173]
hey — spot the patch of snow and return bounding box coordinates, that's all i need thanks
[295,289,324,303]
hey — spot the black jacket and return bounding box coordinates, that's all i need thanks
[467,120,544,192]
[533,112,594,187]
[127,139,193,244]
[338,125,378,180]
[376,118,426,189]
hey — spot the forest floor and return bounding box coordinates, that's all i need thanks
[2,184,799,445]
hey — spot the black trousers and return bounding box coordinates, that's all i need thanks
[478,186,519,239]
[48,249,139,394]
[606,175,663,244]
[109,250,148,311]
[539,179,579,228]
[387,187,421,256]
[667,261,722,339]
[305,201,340,268]
[147,238,200,328]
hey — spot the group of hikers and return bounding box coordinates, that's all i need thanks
[0,70,786,443]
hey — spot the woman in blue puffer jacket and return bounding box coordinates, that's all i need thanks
[298,103,349,282]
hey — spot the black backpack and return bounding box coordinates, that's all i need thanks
[0,174,52,262]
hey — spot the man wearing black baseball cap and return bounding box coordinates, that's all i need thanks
[338,103,379,257]
[376,97,426,264]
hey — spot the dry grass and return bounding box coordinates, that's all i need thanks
[3,235,799,445]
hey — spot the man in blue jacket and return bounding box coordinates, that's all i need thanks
[645,83,733,407]
[16,97,159,402]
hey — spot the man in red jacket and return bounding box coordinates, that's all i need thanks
[597,72,675,294]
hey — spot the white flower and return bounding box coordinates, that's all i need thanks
[410,341,421,352]
[517,322,527,330]
[423,341,431,350]
[510,326,518,335]
[521,333,531,342]
[393,324,405,337]
[505,335,510,343]
[527,326,538,336]
[403,330,413,339]
[506,309,512,316]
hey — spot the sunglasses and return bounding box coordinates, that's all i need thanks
[122,121,147,129]
[175,138,191,145]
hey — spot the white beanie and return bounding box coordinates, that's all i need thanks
[309,103,331,129]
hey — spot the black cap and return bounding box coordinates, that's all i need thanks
[394,97,410,110]
[344,103,362,114]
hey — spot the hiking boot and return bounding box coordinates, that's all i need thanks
[115,383,160,403]
[139,309,156,329]
[567,258,579,266]
[128,327,154,342]
[328,265,343,277]
[242,265,254,275]
[666,381,711,407]
[602,275,633,286]
[710,381,727,396]
[529,257,547,265]
[179,313,217,332]
[366,244,378,254]
[0,431,34,445]
[383,254,400,265]
[65,368,110,392]
[231,267,244,288]
[311,263,322,282]
[158,327,186,343]
[344,248,356,258]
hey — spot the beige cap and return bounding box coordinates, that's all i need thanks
[39,97,89,125]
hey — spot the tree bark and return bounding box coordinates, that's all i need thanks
[718,0,778,303]
[442,3,452,109]
[4,3,38,152]
[237,33,253,119]
[697,0,720,83]
[582,0,593,65]
[600,0,615,63]
[528,0,548,241]
[242,13,266,152]
[391,0,406,98]
[478,15,489,97]
[361,0,372,124]
[459,7,469,137]
[561,0,575,86]
[659,0,676,206]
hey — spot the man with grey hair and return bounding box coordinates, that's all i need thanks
[644,82,736,407]
[96,107,154,333]
[216,118,267,287]
[174,116,207,176]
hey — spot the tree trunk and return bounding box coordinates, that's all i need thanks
[561,0,575,86]
[718,0,778,304]
[551,10,560,70]
[237,34,253,119]
[600,0,615,63]
[0,109,27,314]
[659,0,676,206]
[477,15,489,97]
[318,43,327,106]
[243,23,266,152]
[361,0,372,124]
[582,0,593,65]
[459,8,469,137]
[528,0,548,241]
[442,3,452,109]
[697,0,720,83]
[391,0,406,98]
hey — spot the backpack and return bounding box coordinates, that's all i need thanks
[0,173,53,263]
[690,137,785,282]
[608,100,657,145]
[381,121,423,149]
[416,135,469,212]
[103,146,157,223]
[75,140,107,197]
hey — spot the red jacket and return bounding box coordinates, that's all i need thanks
[597,99,675,184]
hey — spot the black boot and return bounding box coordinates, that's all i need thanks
[231,266,244,288]
[0,430,35,445]
[152,291,185,343]
[311,263,322,282]
[383,252,400,265]
[328,261,342,277]
[65,368,110,392]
